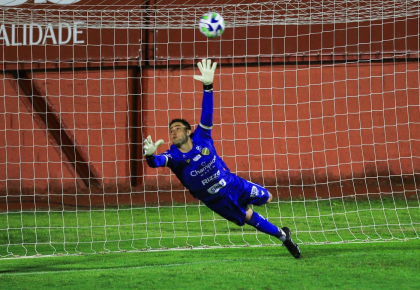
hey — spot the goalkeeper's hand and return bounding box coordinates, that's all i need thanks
[143,135,164,157]
[193,59,217,85]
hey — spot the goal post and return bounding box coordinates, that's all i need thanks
[1,0,420,258]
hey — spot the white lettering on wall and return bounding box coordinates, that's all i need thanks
[0,0,81,6]
[30,24,42,45]
[23,24,27,45]
[43,23,57,44]
[59,23,71,44]
[0,23,85,46]
[73,22,84,44]
[0,0,27,6]
[0,25,10,46]
[11,24,22,45]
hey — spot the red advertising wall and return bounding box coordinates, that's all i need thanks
[1,1,420,210]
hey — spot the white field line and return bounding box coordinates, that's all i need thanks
[0,257,277,276]
[0,251,396,277]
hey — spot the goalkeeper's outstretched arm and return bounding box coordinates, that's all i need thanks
[194,59,217,130]
[144,59,217,168]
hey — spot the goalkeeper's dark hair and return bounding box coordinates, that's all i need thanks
[169,118,194,138]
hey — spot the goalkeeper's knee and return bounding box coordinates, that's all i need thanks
[266,192,273,203]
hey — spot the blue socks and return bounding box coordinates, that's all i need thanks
[246,211,286,241]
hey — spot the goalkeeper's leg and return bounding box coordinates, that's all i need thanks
[235,177,301,258]
[208,175,301,258]
[245,207,301,259]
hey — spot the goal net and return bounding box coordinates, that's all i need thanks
[1,0,420,258]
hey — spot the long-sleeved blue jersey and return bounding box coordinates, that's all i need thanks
[146,90,233,203]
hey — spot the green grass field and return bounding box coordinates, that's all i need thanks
[0,240,419,290]
[0,198,419,289]
[1,198,419,257]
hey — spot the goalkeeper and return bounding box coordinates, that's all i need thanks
[144,59,301,258]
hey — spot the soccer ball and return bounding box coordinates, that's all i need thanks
[199,12,225,38]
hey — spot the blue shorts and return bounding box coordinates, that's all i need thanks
[204,175,270,226]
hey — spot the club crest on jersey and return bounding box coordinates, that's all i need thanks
[201,147,210,156]
[193,155,202,162]
[186,159,190,163]
[251,186,259,197]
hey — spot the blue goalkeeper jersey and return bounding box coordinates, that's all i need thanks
[146,89,233,203]
[159,125,232,202]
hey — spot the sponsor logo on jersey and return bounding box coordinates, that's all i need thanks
[201,147,210,155]
[190,155,216,176]
[196,145,202,151]
[193,154,202,162]
[207,179,226,194]
[201,170,220,185]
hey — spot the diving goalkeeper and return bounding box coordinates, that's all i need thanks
[144,59,301,258]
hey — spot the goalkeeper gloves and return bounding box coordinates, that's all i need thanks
[193,59,217,86]
[143,135,164,157]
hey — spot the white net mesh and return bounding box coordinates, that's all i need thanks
[1,1,420,28]
[0,0,420,258]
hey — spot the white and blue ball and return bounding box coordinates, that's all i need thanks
[198,12,225,38]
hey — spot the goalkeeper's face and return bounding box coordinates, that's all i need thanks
[169,122,191,148]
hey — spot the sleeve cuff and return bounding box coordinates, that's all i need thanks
[203,83,213,91]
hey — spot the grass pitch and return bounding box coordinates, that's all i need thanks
[0,240,419,290]
[0,198,419,289]
[1,197,419,257]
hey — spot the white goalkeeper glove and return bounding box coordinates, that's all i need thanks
[193,59,217,85]
[143,135,164,157]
